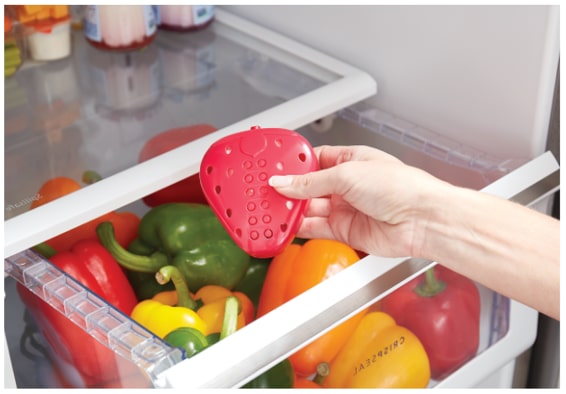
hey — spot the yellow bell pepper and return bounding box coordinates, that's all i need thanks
[130,265,209,338]
[143,266,248,336]
[130,300,207,339]
[322,311,431,388]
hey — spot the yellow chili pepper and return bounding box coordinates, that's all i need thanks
[322,311,431,388]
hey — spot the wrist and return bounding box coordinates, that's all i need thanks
[409,175,463,261]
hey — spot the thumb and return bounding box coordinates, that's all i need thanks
[269,169,340,199]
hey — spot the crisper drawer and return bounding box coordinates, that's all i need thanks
[5,100,559,388]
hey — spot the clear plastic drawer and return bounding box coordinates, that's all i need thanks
[5,101,559,388]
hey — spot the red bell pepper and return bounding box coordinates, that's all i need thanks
[43,211,140,256]
[16,239,140,387]
[49,238,139,315]
[16,283,127,387]
[138,124,217,207]
[381,264,480,380]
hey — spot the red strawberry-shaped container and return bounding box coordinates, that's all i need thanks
[200,126,318,258]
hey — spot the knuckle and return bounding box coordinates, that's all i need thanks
[294,173,314,189]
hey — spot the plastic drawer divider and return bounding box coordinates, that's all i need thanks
[4,249,184,382]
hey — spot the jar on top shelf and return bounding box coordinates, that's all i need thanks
[155,5,215,32]
[83,5,157,52]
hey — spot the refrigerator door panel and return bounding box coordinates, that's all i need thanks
[4,8,376,258]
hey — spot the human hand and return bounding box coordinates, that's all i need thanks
[268,145,450,259]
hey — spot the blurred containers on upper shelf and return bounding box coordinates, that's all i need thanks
[29,56,81,134]
[7,5,72,62]
[83,5,157,51]
[5,15,24,78]
[154,5,215,32]
[86,40,161,115]
[156,27,217,98]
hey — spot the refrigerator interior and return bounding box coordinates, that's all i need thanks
[4,7,560,390]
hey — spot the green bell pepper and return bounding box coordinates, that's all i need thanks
[125,270,174,300]
[233,257,271,310]
[164,327,209,358]
[241,359,295,388]
[97,203,250,292]
[124,238,174,300]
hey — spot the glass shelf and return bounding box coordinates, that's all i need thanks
[4,9,376,257]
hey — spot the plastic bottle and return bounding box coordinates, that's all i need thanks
[156,5,215,32]
[83,5,157,51]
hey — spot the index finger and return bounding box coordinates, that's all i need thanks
[314,145,400,169]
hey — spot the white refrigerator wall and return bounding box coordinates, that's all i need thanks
[221,5,559,160]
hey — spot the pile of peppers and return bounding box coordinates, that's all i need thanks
[135,265,296,388]
[20,170,483,388]
[254,239,483,388]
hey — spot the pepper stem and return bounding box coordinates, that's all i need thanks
[156,265,198,310]
[414,266,446,297]
[313,362,330,385]
[96,221,168,273]
[220,296,240,340]
[82,170,102,184]
[33,243,57,259]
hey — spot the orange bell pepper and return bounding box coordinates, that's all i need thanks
[30,172,140,255]
[257,239,366,377]
[30,176,82,209]
[293,362,329,388]
[322,311,431,388]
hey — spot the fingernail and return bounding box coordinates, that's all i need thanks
[268,175,293,187]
